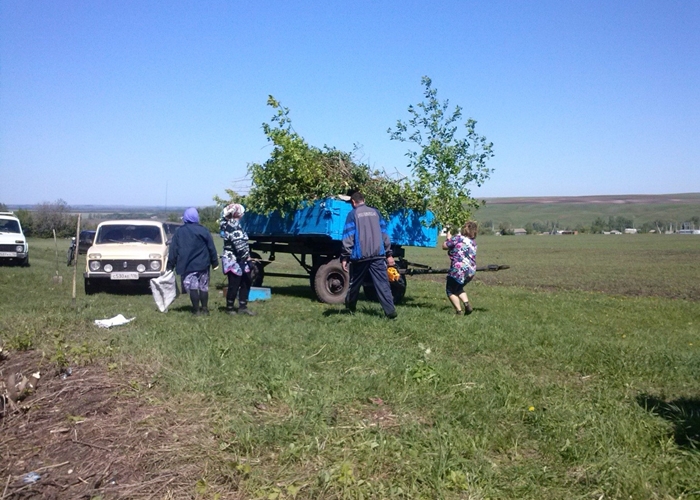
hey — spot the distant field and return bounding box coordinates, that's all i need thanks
[476,193,700,229]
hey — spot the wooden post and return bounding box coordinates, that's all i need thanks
[72,214,81,307]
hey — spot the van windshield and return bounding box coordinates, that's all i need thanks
[96,225,163,244]
[0,219,21,234]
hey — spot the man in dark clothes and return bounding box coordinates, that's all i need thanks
[341,192,397,319]
[167,207,219,315]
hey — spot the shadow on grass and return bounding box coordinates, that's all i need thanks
[170,305,196,314]
[262,284,317,301]
[322,308,385,318]
[0,260,29,267]
[260,285,491,315]
[90,285,152,296]
[637,394,700,450]
[471,307,489,313]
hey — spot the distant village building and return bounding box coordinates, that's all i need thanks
[513,228,527,236]
[624,228,638,234]
[679,222,700,234]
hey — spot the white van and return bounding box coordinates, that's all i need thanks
[0,212,29,266]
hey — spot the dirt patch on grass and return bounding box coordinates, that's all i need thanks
[1,349,240,499]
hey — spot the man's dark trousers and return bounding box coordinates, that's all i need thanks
[345,258,396,316]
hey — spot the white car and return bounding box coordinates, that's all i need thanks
[84,220,181,294]
[0,212,29,266]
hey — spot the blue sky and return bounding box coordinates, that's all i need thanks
[1,0,698,207]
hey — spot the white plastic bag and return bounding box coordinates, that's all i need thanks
[94,314,135,328]
[150,270,180,312]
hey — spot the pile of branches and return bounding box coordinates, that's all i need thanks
[243,97,427,217]
[221,79,494,229]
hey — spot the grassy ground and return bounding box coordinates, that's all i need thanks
[419,234,700,300]
[1,236,699,499]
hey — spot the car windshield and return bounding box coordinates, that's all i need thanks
[0,219,21,233]
[95,224,163,244]
[163,223,182,237]
[79,231,95,243]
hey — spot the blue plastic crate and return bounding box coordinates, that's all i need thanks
[249,286,271,301]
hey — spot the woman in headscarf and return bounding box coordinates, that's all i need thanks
[167,207,219,315]
[220,203,255,315]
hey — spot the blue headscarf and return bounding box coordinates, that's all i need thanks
[183,207,199,224]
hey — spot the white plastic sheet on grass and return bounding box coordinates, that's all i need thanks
[94,314,135,328]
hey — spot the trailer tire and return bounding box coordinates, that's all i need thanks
[249,252,264,287]
[363,274,407,305]
[313,259,348,304]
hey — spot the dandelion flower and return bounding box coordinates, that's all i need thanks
[528,406,535,412]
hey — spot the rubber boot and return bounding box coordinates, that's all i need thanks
[226,300,236,315]
[238,301,255,316]
[189,289,200,315]
[464,302,473,315]
[200,291,209,315]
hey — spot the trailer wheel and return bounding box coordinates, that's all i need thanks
[363,274,407,304]
[249,252,264,287]
[313,259,348,304]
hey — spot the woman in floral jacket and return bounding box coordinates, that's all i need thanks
[442,221,478,315]
[220,204,255,316]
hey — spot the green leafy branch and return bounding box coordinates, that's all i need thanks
[388,76,494,228]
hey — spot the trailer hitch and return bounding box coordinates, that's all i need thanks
[400,261,509,275]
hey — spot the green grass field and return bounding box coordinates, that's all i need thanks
[476,193,700,230]
[1,235,699,499]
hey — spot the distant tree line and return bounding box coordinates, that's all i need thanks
[1,200,223,237]
[2,199,79,238]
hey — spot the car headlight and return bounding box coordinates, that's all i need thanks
[15,245,23,253]
[137,264,146,272]
[89,261,101,271]
[150,260,161,271]
[104,264,113,273]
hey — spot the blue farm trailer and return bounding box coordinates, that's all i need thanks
[241,197,507,305]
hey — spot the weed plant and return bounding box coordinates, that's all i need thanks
[0,237,698,499]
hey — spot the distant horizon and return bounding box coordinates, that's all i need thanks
[4,192,699,211]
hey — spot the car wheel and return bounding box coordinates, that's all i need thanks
[20,256,30,267]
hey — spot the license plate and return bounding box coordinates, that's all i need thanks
[0,251,17,257]
[111,272,139,280]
